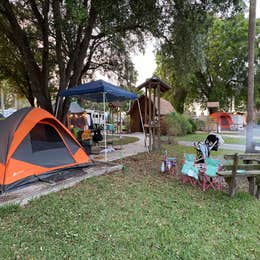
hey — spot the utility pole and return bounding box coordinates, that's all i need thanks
[246,0,257,153]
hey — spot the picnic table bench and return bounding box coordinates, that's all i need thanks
[218,153,260,199]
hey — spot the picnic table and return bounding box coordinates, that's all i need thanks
[218,153,260,199]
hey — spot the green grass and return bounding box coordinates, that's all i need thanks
[174,132,260,145]
[0,147,259,259]
[173,133,247,145]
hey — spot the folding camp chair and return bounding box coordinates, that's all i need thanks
[200,157,223,191]
[161,150,177,175]
[181,154,199,187]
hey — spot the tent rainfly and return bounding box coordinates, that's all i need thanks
[210,112,233,130]
[58,80,145,160]
[0,107,90,192]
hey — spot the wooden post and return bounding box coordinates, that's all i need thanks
[148,83,152,151]
[157,84,161,150]
[248,177,256,196]
[153,87,156,150]
[256,176,260,199]
[229,153,238,197]
[244,158,256,196]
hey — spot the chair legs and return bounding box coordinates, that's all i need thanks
[162,158,177,176]
[200,173,223,191]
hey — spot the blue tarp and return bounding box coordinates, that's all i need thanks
[59,80,137,102]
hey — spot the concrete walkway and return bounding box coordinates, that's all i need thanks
[92,132,147,162]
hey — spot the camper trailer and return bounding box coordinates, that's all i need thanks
[86,109,105,126]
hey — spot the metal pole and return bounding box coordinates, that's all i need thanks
[137,99,149,152]
[103,92,107,162]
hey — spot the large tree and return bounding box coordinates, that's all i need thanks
[155,0,247,113]
[0,0,162,119]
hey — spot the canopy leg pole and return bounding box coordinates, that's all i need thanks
[137,99,148,152]
[103,92,107,162]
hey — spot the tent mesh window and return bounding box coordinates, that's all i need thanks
[52,121,80,154]
[12,123,75,167]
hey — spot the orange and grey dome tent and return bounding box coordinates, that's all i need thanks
[209,112,233,130]
[0,107,90,192]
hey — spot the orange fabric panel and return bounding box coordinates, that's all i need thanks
[74,148,90,163]
[7,108,88,162]
[4,158,48,185]
[3,107,90,186]
[0,163,5,184]
[4,158,82,185]
[7,109,53,161]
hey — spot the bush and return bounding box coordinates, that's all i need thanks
[188,118,197,132]
[195,119,206,131]
[165,112,195,136]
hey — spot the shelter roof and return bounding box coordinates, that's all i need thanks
[130,95,175,115]
[136,76,171,93]
[59,80,137,102]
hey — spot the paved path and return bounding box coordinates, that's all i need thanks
[92,132,147,162]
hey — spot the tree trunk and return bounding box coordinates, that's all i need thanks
[245,0,256,153]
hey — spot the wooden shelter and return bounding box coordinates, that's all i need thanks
[129,95,174,132]
[136,76,171,151]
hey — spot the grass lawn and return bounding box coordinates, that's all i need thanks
[174,133,247,145]
[0,144,259,259]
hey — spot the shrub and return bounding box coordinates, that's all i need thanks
[195,119,206,131]
[188,118,197,132]
[165,112,195,136]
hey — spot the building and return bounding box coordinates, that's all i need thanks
[129,95,175,132]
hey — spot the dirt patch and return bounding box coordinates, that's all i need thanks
[114,152,252,194]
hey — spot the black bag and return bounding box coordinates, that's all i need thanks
[93,128,103,143]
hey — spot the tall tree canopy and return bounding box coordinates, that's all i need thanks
[155,0,259,113]
[0,0,162,119]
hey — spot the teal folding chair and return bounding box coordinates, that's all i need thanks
[201,157,223,191]
[181,154,199,186]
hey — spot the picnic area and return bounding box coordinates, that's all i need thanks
[0,131,260,259]
[0,1,260,259]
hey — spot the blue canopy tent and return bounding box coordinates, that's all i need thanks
[58,80,145,161]
[59,80,138,102]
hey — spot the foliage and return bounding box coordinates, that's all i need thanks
[188,117,197,132]
[0,151,259,259]
[165,112,195,136]
[194,119,206,131]
[0,0,162,118]
[155,2,260,112]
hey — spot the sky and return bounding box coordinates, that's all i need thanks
[132,1,260,86]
